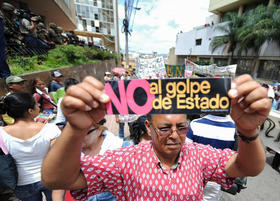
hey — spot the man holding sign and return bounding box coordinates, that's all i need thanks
[42,74,270,200]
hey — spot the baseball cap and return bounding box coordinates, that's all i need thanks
[51,70,63,78]
[5,76,25,85]
[105,72,111,75]
[2,2,15,12]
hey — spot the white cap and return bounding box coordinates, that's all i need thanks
[105,72,111,75]
[52,70,63,78]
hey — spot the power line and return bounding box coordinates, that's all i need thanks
[130,0,139,31]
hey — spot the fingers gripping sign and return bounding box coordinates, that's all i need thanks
[228,74,271,136]
[61,76,110,131]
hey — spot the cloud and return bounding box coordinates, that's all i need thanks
[118,0,211,54]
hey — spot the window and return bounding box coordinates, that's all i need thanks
[82,19,87,31]
[64,0,70,8]
[195,39,202,46]
[96,27,100,33]
[91,21,95,27]
[94,14,99,20]
[94,0,97,6]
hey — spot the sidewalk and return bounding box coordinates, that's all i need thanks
[221,152,280,201]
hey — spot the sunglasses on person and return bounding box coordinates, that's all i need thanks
[150,121,189,137]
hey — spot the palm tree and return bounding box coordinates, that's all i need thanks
[237,5,280,54]
[211,12,244,64]
[236,5,280,76]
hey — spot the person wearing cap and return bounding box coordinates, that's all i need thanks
[1,2,22,45]
[36,22,54,48]
[20,14,49,48]
[55,26,64,45]
[48,23,61,45]
[0,76,26,126]
[49,70,64,92]
[5,75,26,93]
[104,72,111,81]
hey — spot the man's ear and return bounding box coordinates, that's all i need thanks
[145,120,152,137]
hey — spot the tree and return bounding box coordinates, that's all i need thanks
[237,5,280,55]
[211,12,244,64]
[236,5,280,76]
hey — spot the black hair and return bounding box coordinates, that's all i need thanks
[147,114,152,122]
[64,78,79,91]
[261,83,269,89]
[0,92,36,119]
[130,115,147,144]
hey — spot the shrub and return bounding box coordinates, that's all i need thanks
[7,45,117,75]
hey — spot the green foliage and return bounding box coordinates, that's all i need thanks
[211,4,280,59]
[7,45,118,75]
[211,12,244,55]
[237,5,280,55]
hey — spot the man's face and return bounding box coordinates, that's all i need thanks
[54,77,62,82]
[9,82,25,92]
[146,114,187,159]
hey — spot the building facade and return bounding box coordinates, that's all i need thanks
[74,0,118,51]
[171,0,280,82]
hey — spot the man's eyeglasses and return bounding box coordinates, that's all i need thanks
[87,127,99,135]
[150,122,189,137]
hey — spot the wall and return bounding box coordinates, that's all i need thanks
[167,47,177,65]
[0,60,116,96]
[175,22,230,56]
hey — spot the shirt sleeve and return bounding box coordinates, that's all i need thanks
[54,98,66,124]
[45,123,61,140]
[71,150,125,201]
[199,144,235,189]
[33,93,41,103]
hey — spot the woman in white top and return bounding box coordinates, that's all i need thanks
[0,92,61,201]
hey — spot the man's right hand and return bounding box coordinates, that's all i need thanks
[61,76,110,131]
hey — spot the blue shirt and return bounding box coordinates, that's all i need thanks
[49,80,63,92]
[186,115,236,150]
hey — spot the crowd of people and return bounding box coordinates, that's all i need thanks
[0,2,83,79]
[0,2,81,49]
[0,70,274,201]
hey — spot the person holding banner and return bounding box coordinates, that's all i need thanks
[42,74,270,201]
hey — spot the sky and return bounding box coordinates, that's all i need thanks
[117,0,212,54]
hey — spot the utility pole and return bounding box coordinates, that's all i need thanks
[113,0,120,61]
[124,0,129,68]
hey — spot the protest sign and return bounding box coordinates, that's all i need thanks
[185,59,237,77]
[135,57,165,79]
[165,65,185,77]
[105,78,231,115]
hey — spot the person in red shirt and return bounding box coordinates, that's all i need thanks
[32,78,55,114]
[42,74,270,200]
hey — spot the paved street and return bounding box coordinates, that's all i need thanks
[221,153,280,201]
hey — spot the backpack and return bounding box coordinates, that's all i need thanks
[0,131,18,190]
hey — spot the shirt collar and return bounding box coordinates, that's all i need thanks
[150,142,184,171]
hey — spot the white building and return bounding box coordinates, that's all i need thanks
[74,0,119,51]
[170,0,280,81]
